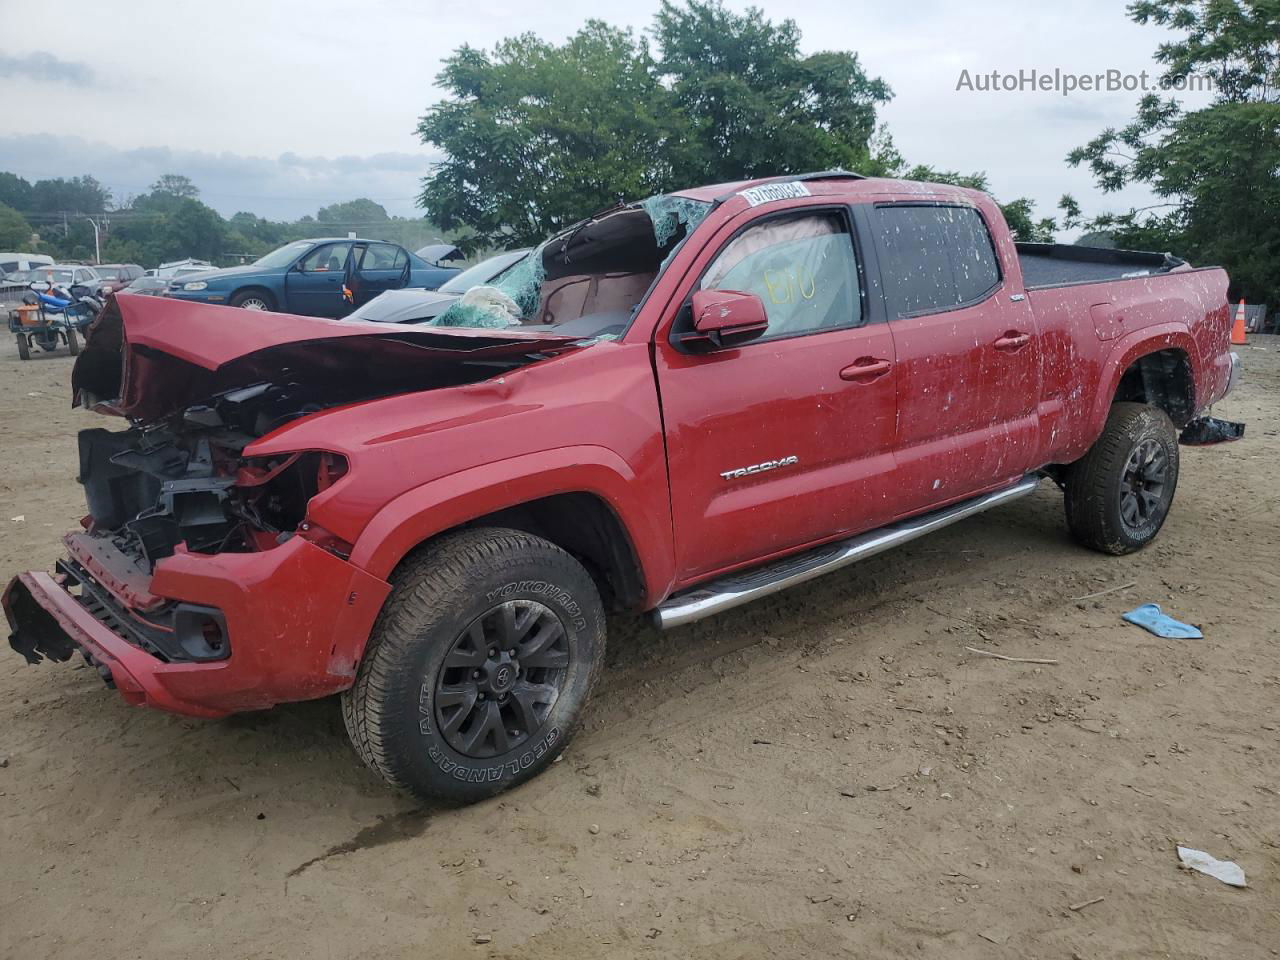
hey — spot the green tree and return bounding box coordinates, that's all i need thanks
[162,198,227,261]
[652,0,891,183]
[28,175,108,214]
[418,21,678,249]
[417,2,895,249]
[0,172,33,211]
[1129,0,1279,103]
[107,187,228,264]
[1068,1,1280,302]
[150,174,200,199]
[317,198,389,223]
[0,202,34,249]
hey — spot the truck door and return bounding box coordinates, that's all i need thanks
[654,205,900,583]
[286,242,352,317]
[865,202,1040,514]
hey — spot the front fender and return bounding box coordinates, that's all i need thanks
[233,278,283,304]
[346,445,675,605]
[1086,323,1200,440]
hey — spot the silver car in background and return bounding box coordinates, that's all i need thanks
[344,249,530,324]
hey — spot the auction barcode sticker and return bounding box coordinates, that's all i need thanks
[739,182,811,207]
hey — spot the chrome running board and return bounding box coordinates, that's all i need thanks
[653,475,1042,630]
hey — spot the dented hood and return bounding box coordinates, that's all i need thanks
[73,293,580,423]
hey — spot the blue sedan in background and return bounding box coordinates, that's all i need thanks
[166,237,463,316]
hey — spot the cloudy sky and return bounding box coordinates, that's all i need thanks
[0,0,1210,226]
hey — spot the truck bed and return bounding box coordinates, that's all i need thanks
[1016,243,1186,289]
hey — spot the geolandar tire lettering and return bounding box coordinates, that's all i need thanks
[1064,402,1180,555]
[342,527,605,804]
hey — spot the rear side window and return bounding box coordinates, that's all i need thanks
[874,205,1001,318]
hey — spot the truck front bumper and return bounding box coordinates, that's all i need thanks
[3,536,390,718]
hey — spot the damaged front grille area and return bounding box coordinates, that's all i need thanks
[58,557,172,658]
[57,557,229,663]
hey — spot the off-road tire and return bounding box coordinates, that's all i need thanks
[342,528,606,804]
[65,328,79,356]
[16,333,29,361]
[1065,402,1179,555]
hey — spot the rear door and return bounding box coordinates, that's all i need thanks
[347,242,410,309]
[654,204,900,583]
[866,202,1040,514]
[286,242,352,317]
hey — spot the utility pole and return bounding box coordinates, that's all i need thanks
[85,217,102,265]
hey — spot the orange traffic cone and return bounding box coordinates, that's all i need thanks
[1231,299,1248,345]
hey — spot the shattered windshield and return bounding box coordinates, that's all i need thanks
[428,194,711,337]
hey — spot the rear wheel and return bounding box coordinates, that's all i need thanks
[342,528,605,804]
[230,289,274,311]
[15,333,29,361]
[1065,402,1179,554]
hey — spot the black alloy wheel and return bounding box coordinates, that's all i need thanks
[1118,438,1169,533]
[435,599,570,759]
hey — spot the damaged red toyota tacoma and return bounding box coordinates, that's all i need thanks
[4,172,1241,803]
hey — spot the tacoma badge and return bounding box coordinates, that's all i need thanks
[720,455,799,481]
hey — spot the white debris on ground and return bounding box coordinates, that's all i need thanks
[1177,846,1247,888]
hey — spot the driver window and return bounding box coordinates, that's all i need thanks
[300,243,352,273]
[700,213,861,339]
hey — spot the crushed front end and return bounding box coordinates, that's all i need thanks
[3,294,582,717]
[3,395,391,717]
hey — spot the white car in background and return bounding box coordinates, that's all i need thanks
[147,258,216,279]
[0,253,53,281]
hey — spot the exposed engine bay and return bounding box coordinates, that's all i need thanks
[69,296,587,574]
[77,393,349,569]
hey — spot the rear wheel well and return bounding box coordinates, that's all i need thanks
[1113,348,1195,426]
[398,493,646,611]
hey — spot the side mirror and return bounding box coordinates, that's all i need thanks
[678,289,769,351]
[29,281,50,293]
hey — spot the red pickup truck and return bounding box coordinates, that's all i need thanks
[4,172,1240,803]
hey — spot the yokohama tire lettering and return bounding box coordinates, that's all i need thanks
[487,581,586,630]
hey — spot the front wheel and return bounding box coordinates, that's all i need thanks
[342,528,606,804]
[1064,402,1180,554]
[230,290,274,311]
[16,333,30,361]
[65,328,79,356]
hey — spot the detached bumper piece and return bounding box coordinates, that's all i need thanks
[4,570,169,711]
[1180,417,1245,446]
[3,536,391,718]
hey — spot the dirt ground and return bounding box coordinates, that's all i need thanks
[0,336,1277,960]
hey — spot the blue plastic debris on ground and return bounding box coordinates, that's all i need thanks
[1122,604,1203,639]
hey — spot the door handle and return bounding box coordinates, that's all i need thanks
[994,331,1031,351]
[840,357,892,382]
